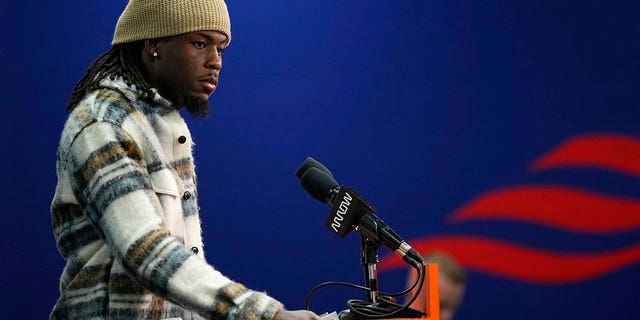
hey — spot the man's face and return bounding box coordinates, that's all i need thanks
[150,30,228,115]
[439,274,465,320]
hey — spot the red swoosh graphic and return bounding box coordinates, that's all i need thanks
[531,133,640,176]
[448,185,640,233]
[379,235,640,283]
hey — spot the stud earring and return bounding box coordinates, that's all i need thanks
[153,52,158,57]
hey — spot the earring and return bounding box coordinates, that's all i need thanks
[153,52,158,57]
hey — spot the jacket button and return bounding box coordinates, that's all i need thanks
[178,135,187,144]
[182,191,192,200]
[191,247,199,254]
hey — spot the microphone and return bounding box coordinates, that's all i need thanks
[298,162,424,267]
[295,157,334,180]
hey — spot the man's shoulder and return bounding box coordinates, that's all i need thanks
[67,87,134,130]
[58,84,145,148]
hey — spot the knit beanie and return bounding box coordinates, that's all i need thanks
[112,0,231,45]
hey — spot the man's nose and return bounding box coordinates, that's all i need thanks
[207,51,222,70]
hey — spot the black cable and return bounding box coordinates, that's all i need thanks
[305,258,426,319]
[346,259,426,319]
[305,281,372,310]
[378,266,420,298]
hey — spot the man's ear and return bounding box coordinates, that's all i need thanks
[144,39,162,58]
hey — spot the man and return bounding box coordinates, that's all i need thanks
[408,252,466,320]
[50,1,321,319]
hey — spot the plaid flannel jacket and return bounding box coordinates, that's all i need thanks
[50,77,282,320]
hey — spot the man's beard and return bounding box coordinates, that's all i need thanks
[183,95,212,118]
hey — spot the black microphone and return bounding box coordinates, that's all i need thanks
[298,165,424,267]
[295,157,334,180]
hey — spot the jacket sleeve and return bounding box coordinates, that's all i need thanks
[64,119,283,319]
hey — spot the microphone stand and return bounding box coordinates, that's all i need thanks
[338,235,380,320]
[338,235,426,320]
[362,235,381,304]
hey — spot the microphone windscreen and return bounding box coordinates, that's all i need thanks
[295,157,334,180]
[300,167,339,203]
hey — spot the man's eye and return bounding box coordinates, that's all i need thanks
[194,42,206,49]
[216,47,225,56]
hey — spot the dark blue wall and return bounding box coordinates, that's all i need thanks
[2,1,640,318]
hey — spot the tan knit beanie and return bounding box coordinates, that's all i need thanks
[112,0,231,45]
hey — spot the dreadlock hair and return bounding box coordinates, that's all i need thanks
[66,41,155,111]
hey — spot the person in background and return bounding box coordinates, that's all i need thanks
[50,1,320,319]
[408,252,467,320]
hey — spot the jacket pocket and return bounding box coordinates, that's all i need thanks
[150,168,186,243]
[150,168,181,197]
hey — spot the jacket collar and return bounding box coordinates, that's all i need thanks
[98,76,174,110]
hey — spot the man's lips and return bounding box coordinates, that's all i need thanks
[199,77,218,93]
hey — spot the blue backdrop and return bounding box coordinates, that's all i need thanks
[2,1,640,319]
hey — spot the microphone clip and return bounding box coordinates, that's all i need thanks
[324,186,375,238]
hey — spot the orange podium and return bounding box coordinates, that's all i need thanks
[403,263,440,320]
